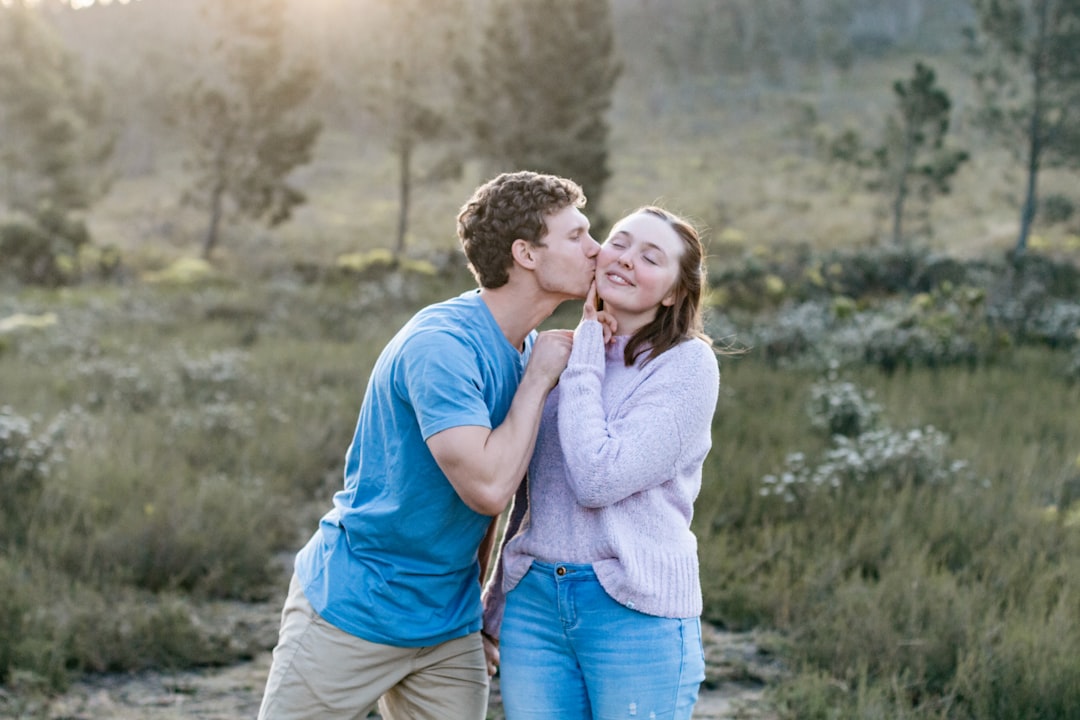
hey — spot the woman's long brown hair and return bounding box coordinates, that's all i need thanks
[622,206,712,366]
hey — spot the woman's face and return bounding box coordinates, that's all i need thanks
[595,212,685,333]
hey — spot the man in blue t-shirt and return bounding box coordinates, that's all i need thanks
[258,171,600,720]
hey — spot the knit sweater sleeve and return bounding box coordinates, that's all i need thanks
[557,320,720,508]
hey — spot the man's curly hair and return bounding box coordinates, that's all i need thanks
[457,171,586,288]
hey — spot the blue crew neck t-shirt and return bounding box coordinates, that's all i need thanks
[294,290,534,647]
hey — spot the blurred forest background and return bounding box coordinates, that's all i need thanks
[2,0,1080,718]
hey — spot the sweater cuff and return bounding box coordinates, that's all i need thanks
[569,320,606,371]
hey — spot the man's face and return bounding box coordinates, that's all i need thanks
[532,205,600,301]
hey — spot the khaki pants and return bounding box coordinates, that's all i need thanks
[258,575,489,720]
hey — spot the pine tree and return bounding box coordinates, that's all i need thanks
[972,0,1080,253]
[360,0,461,259]
[457,0,620,214]
[182,0,321,259]
[0,3,114,223]
[874,62,968,245]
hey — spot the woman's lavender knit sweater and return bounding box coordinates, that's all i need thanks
[482,319,720,638]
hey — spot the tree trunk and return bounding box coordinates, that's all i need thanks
[202,181,225,260]
[1016,0,1050,255]
[395,139,412,260]
[891,177,907,245]
[892,128,917,245]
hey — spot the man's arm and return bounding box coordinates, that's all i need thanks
[426,329,571,516]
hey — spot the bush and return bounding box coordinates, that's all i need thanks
[820,245,925,298]
[761,426,976,507]
[0,408,59,550]
[1024,301,1080,349]
[749,283,1000,374]
[0,557,34,685]
[806,375,882,438]
[753,300,834,367]
[0,212,93,287]
[0,222,64,287]
[1040,193,1075,225]
[1067,347,1080,383]
[0,560,245,689]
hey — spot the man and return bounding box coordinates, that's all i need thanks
[258,171,599,720]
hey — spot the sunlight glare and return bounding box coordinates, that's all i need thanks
[3,0,143,8]
[66,0,142,8]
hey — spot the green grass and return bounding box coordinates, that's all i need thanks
[694,350,1080,718]
[4,258,1079,719]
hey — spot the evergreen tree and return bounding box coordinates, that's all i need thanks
[0,3,114,285]
[972,0,1080,253]
[874,62,968,245]
[0,3,114,223]
[816,62,967,245]
[182,0,321,259]
[361,0,461,259]
[457,0,620,214]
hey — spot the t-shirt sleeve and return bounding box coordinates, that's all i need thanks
[397,329,493,440]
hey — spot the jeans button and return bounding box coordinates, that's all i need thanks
[556,566,566,576]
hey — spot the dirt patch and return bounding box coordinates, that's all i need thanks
[2,605,782,719]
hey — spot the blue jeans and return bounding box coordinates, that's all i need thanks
[499,561,705,720]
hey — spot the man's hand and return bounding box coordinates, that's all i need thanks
[582,279,618,343]
[426,330,571,516]
[482,632,500,677]
[524,328,574,390]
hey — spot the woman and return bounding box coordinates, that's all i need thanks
[481,206,722,719]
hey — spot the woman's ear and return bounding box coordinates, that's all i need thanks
[661,284,681,308]
[511,239,537,269]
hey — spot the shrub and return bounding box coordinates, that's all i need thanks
[1040,193,1075,225]
[177,349,249,403]
[753,301,834,367]
[0,222,64,287]
[818,245,925,298]
[863,322,984,374]
[749,285,998,374]
[1067,347,1080,383]
[141,257,222,286]
[0,211,93,287]
[0,557,33,685]
[1024,301,1080,349]
[81,470,285,600]
[0,561,247,689]
[0,408,59,549]
[806,375,882,438]
[761,426,976,507]
[77,359,166,413]
[57,594,218,675]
